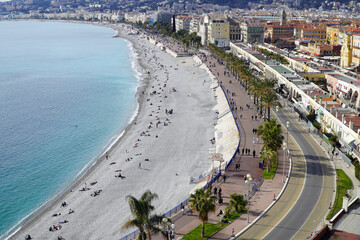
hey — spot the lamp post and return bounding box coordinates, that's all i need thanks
[245,173,252,223]
[286,121,289,150]
[283,143,286,183]
[162,217,171,240]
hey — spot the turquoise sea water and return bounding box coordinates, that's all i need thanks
[0,21,138,238]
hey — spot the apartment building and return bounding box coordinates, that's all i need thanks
[240,22,265,44]
[301,28,327,44]
[266,24,294,42]
[189,15,200,34]
[175,15,191,32]
[352,34,360,67]
[207,14,230,47]
[326,25,341,45]
[229,17,241,41]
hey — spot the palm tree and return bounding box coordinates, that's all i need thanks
[189,188,217,237]
[248,77,262,105]
[260,148,278,172]
[262,91,282,121]
[225,193,247,217]
[122,190,163,240]
[257,118,284,152]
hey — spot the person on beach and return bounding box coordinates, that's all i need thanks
[138,162,142,168]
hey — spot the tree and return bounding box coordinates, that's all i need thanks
[122,190,163,240]
[225,193,247,217]
[262,91,282,121]
[189,188,217,237]
[260,148,278,172]
[257,118,284,152]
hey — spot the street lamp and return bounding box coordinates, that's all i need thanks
[245,173,253,223]
[162,217,171,240]
[286,121,290,150]
[283,143,287,183]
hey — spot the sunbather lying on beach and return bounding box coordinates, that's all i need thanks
[115,173,125,179]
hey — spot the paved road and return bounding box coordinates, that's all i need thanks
[237,104,334,240]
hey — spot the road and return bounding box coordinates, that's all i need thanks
[237,104,334,240]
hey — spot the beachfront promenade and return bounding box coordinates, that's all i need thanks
[149,37,358,239]
[148,48,288,239]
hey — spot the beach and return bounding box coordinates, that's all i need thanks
[10,23,224,240]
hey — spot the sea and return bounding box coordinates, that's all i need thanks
[0,21,139,239]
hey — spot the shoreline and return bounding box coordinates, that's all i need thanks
[8,21,221,240]
[5,21,150,240]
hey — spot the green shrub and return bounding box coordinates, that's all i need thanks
[313,121,321,130]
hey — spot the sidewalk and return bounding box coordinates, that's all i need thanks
[152,53,287,240]
[290,102,360,196]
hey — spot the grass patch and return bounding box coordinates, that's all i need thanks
[326,169,353,220]
[182,222,226,240]
[183,210,245,240]
[262,158,278,179]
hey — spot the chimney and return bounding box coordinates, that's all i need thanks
[342,114,345,124]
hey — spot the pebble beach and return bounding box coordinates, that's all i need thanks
[10,23,234,240]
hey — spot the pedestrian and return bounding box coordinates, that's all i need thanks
[182,206,185,215]
[242,148,244,155]
[253,137,255,144]
[138,162,142,168]
[218,187,222,195]
[223,175,226,182]
[171,223,175,233]
[253,150,256,158]
[273,193,276,200]
[244,175,247,181]
[105,152,108,160]
[255,116,257,120]
[214,186,217,195]
[251,116,254,120]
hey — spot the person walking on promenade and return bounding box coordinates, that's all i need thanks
[253,150,256,158]
[214,186,217,195]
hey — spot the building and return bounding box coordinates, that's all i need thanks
[326,25,341,45]
[266,24,294,42]
[198,15,208,46]
[189,15,200,34]
[207,14,230,47]
[175,15,191,32]
[280,10,286,26]
[156,11,173,24]
[300,28,327,44]
[229,17,241,41]
[240,22,265,44]
[352,34,360,67]
[341,34,353,67]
